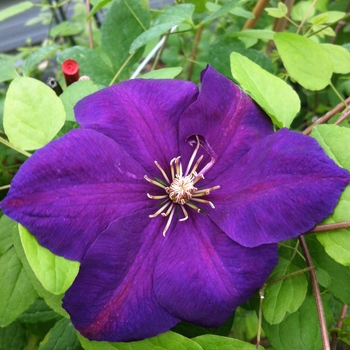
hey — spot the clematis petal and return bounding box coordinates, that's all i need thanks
[1,129,152,261]
[63,209,180,342]
[208,128,350,247]
[153,215,277,327]
[179,66,273,182]
[75,79,198,174]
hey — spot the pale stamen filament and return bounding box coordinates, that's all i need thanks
[144,175,167,189]
[185,201,202,213]
[193,185,221,196]
[154,161,170,184]
[149,201,172,218]
[161,203,174,217]
[197,156,216,178]
[190,155,203,176]
[174,157,182,177]
[179,205,189,221]
[170,157,176,180]
[193,174,204,185]
[147,193,168,200]
[191,198,215,209]
[184,135,201,176]
[163,207,175,236]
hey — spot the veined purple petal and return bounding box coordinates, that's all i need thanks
[154,215,277,326]
[208,129,350,247]
[63,209,180,342]
[75,79,198,175]
[1,129,152,261]
[178,66,273,183]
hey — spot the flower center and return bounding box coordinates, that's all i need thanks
[144,136,220,236]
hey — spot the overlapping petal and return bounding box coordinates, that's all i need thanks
[207,128,350,247]
[154,215,277,326]
[63,209,180,342]
[178,66,273,182]
[1,129,152,261]
[75,78,198,175]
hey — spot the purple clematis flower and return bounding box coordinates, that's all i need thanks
[1,66,349,342]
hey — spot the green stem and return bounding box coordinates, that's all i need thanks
[307,13,350,38]
[330,82,347,108]
[109,52,136,86]
[0,185,10,191]
[296,0,317,34]
[299,236,330,350]
[0,137,31,157]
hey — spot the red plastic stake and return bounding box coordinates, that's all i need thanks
[62,59,80,86]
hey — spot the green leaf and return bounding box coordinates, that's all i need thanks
[88,0,113,19]
[274,32,333,90]
[291,1,315,21]
[130,4,194,53]
[321,44,350,74]
[18,298,61,324]
[230,52,300,128]
[138,67,182,79]
[39,318,81,350]
[50,21,83,37]
[0,246,38,326]
[305,235,350,305]
[0,60,17,83]
[22,45,60,76]
[265,3,288,18]
[308,11,346,25]
[263,295,322,350]
[202,0,240,24]
[12,228,68,317]
[263,258,307,324]
[192,335,264,349]
[205,3,253,19]
[0,321,27,350]
[78,331,203,350]
[57,46,114,86]
[3,77,65,151]
[230,29,275,41]
[18,225,80,295]
[0,215,17,256]
[101,0,150,78]
[310,125,350,266]
[60,80,100,122]
[0,1,33,22]
[172,315,234,338]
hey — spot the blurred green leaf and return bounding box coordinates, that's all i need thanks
[311,125,350,266]
[78,331,203,349]
[291,1,315,21]
[274,33,333,90]
[88,0,113,19]
[265,2,288,18]
[203,1,240,24]
[230,52,300,128]
[57,46,114,86]
[39,318,82,350]
[50,21,84,37]
[0,215,16,256]
[130,4,194,53]
[0,1,33,22]
[22,45,60,76]
[306,235,350,305]
[321,44,350,74]
[263,295,322,350]
[13,227,68,317]
[138,67,182,79]
[101,0,150,79]
[263,258,307,324]
[3,77,65,151]
[60,80,100,122]
[0,321,27,350]
[0,60,17,83]
[192,335,264,349]
[19,225,79,295]
[0,246,38,326]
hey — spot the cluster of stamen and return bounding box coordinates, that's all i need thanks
[144,136,220,236]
